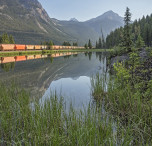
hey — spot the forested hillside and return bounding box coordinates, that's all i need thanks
[106,14,152,48]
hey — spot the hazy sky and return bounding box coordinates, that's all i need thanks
[38,0,152,21]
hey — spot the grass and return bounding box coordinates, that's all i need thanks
[0,49,113,57]
[91,68,152,145]
[0,83,128,145]
[0,50,43,57]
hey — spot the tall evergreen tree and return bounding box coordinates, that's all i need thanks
[136,35,145,48]
[98,37,102,49]
[9,35,15,44]
[95,41,98,49]
[84,44,88,49]
[123,7,132,52]
[88,39,92,49]
[0,35,2,43]
[49,40,53,46]
[101,29,105,48]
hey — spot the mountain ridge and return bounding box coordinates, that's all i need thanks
[0,0,124,45]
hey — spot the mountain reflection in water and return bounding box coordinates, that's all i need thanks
[0,52,108,109]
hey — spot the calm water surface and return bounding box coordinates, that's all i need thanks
[0,52,108,109]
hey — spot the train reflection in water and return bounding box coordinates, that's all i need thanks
[0,52,78,64]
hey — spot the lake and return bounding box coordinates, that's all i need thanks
[0,52,108,109]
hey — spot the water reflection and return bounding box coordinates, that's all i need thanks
[40,52,108,109]
[0,52,79,72]
[0,52,108,109]
[1,62,15,72]
[0,52,78,64]
[40,76,91,110]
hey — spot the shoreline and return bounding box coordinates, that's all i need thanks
[0,49,112,57]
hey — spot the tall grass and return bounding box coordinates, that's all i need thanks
[91,74,152,145]
[0,83,130,145]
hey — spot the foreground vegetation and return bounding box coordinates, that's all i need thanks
[0,83,133,145]
[92,48,152,145]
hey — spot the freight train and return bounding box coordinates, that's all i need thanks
[0,44,84,51]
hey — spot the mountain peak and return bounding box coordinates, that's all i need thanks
[102,10,120,18]
[69,18,79,22]
[86,10,123,23]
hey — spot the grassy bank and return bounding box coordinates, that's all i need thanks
[92,49,152,145]
[0,83,134,145]
[0,49,112,57]
[0,50,43,57]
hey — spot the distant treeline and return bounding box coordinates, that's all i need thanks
[106,14,152,48]
[41,40,54,46]
[41,41,78,46]
[0,33,15,44]
[85,30,106,49]
[62,41,78,46]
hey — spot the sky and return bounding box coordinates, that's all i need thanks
[38,0,152,21]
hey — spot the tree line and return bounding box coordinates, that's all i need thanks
[62,41,78,46]
[84,30,106,49]
[0,33,15,44]
[41,40,54,46]
[106,10,152,49]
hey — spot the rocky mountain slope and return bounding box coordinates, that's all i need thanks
[0,0,124,45]
[0,0,73,44]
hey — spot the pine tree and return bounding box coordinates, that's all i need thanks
[49,40,53,46]
[49,40,53,49]
[9,35,15,44]
[0,35,2,43]
[95,41,98,49]
[123,7,132,52]
[88,39,92,49]
[84,44,88,49]
[101,29,105,48]
[136,35,145,48]
[98,37,102,49]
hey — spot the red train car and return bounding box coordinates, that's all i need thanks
[1,57,15,63]
[15,45,26,50]
[0,44,15,51]
[15,56,27,62]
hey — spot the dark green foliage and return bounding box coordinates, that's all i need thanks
[95,41,98,49]
[88,39,92,49]
[9,35,15,44]
[1,62,15,72]
[98,37,102,48]
[49,40,53,46]
[73,42,78,46]
[95,30,106,49]
[0,33,15,44]
[62,41,71,46]
[41,40,54,46]
[106,27,123,48]
[92,50,152,144]
[136,35,145,48]
[123,7,132,51]
[106,12,152,48]
[84,43,88,49]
